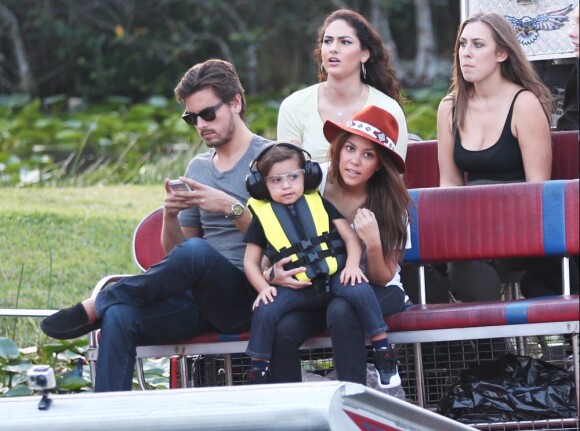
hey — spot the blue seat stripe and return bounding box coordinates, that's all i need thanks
[404,189,420,263]
[542,181,567,255]
[505,300,529,324]
[504,297,553,324]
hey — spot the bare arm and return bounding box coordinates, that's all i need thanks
[333,218,363,268]
[244,243,272,294]
[437,98,465,187]
[353,208,398,285]
[513,92,552,182]
[245,243,278,308]
[333,218,368,285]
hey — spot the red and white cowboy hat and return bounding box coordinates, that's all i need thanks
[323,105,406,173]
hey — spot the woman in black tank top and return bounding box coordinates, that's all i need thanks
[433,12,553,303]
[453,89,527,184]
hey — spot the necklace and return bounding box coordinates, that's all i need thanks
[324,83,365,124]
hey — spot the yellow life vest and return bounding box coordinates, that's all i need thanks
[247,191,346,282]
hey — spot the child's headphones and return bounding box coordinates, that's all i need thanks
[246,142,322,200]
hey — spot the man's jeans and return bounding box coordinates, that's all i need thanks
[93,238,255,392]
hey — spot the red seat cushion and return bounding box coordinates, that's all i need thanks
[385,295,579,332]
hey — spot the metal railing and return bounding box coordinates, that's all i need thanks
[0,309,57,318]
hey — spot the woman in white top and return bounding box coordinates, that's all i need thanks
[277,9,408,163]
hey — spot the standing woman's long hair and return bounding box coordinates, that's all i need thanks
[327,133,412,256]
[449,12,553,131]
[313,9,402,106]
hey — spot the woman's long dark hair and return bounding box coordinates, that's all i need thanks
[328,132,411,256]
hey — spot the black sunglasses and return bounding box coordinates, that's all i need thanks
[181,101,225,126]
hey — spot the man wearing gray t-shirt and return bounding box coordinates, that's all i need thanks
[41,59,271,392]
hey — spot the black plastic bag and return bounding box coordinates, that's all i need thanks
[438,353,576,423]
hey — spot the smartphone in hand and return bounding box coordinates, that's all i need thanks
[168,179,192,192]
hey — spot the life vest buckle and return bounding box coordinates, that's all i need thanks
[298,239,313,251]
[305,251,321,264]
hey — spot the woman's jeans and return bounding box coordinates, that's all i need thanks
[247,275,388,360]
[93,238,255,392]
[269,284,406,385]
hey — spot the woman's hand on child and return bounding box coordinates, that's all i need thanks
[340,265,369,286]
[268,257,312,290]
[253,286,278,310]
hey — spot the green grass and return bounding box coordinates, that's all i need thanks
[0,186,164,346]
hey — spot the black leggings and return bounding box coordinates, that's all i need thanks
[520,255,579,298]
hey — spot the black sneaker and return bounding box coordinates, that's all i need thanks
[247,367,271,384]
[374,346,401,388]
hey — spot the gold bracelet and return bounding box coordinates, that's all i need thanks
[262,267,271,279]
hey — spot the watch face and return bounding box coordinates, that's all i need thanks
[231,202,244,218]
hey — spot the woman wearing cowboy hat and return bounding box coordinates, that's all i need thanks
[266,105,412,386]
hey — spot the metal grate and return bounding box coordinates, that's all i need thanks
[396,337,517,406]
[164,333,576,431]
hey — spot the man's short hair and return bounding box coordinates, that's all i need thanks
[174,59,246,119]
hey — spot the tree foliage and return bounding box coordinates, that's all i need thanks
[0,0,459,102]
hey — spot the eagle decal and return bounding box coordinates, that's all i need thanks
[505,4,574,45]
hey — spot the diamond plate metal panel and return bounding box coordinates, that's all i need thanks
[463,0,578,60]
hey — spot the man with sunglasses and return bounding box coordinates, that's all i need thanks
[40,59,271,392]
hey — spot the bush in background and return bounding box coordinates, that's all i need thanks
[0,85,444,187]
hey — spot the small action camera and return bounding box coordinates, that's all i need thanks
[27,365,56,391]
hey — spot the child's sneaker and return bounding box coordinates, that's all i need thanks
[247,367,271,384]
[374,346,401,388]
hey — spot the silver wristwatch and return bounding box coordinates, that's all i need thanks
[226,201,244,219]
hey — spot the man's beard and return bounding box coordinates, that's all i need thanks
[203,117,236,148]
